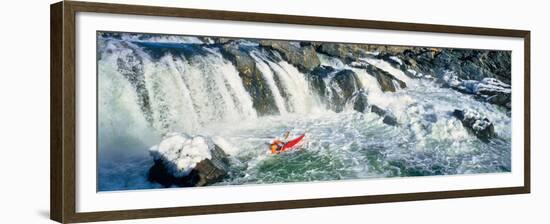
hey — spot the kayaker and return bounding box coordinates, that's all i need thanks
[270,131,290,153]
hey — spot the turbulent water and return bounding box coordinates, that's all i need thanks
[97,34,511,191]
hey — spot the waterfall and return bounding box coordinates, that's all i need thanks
[263,53,321,114]
[250,52,288,115]
[172,50,257,128]
[98,34,512,192]
[97,41,159,157]
[98,39,258,138]
[317,53,384,101]
[361,57,412,85]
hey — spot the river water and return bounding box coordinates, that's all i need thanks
[97,34,511,191]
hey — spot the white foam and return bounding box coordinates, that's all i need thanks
[150,133,212,177]
[389,56,403,65]
[265,56,321,113]
[119,33,203,44]
[212,136,241,156]
[97,41,161,154]
[361,58,412,85]
[250,52,288,114]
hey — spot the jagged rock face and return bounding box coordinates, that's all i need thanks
[220,43,278,115]
[448,77,512,109]
[316,43,372,63]
[453,109,496,140]
[358,64,406,92]
[187,145,230,186]
[308,66,363,112]
[308,65,337,98]
[333,69,360,100]
[374,47,511,84]
[372,47,511,109]
[259,40,320,72]
[351,91,369,113]
[316,43,415,64]
[328,69,361,112]
[347,60,407,92]
[394,48,511,84]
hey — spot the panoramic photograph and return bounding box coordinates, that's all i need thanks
[97,31,512,192]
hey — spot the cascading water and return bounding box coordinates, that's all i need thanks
[257,51,322,114]
[250,52,288,115]
[97,34,511,191]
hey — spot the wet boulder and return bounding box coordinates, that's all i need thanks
[403,48,511,84]
[316,43,363,63]
[448,77,511,109]
[148,133,230,187]
[370,105,398,126]
[364,64,407,92]
[308,66,362,112]
[220,42,278,115]
[452,109,496,140]
[316,43,373,63]
[259,40,320,72]
[333,69,360,99]
[326,69,359,112]
[351,90,369,113]
[329,69,361,112]
[433,49,511,84]
[475,78,512,109]
[308,65,337,97]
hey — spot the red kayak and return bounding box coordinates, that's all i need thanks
[279,134,306,152]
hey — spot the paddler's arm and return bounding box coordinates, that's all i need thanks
[283,131,290,141]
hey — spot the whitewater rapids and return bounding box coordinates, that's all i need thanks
[97,34,511,191]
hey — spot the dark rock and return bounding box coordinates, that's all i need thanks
[452,109,465,120]
[351,90,369,113]
[364,64,407,92]
[333,69,360,99]
[376,46,511,87]
[112,41,154,124]
[316,42,511,108]
[452,109,496,140]
[486,91,511,109]
[316,43,410,63]
[192,145,230,186]
[448,77,511,109]
[259,40,320,72]
[220,42,278,115]
[308,66,362,112]
[316,43,373,64]
[148,159,199,187]
[308,65,337,98]
[148,134,230,187]
[423,113,438,123]
[311,65,337,78]
[370,105,386,117]
[372,45,512,108]
[382,114,399,126]
[406,48,510,84]
[317,43,362,63]
[370,105,398,126]
[475,78,512,109]
[329,69,361,112]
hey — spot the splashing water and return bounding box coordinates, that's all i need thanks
[97,36,511,191]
